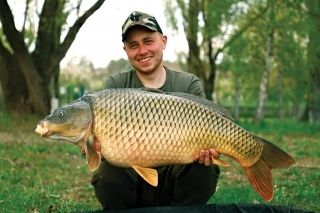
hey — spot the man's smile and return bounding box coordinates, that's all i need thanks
[139,57,152,62]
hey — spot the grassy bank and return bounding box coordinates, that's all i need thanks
[0,112,319,212]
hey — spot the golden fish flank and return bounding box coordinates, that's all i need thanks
[104,92,253,166]
[35,88,295,202]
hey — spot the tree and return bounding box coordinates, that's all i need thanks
[164,0,267,101]
[300,0,320,123]
[60,56,105,91]
[254,2,274,122]
[220,0,310,121]
[107,58,132,76]
[0,0,105,115]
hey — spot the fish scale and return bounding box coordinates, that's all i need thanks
[90,89,254,167]
[35,88,295,201]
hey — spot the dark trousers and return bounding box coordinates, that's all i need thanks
[91,161,220,210]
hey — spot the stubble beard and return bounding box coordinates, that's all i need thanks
[134,55,163,75]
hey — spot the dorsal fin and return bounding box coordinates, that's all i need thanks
[165,92,234,121]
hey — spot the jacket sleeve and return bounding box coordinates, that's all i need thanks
[187,75,204,97]
[104,76,118,89]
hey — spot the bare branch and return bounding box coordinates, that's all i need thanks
[22,0,31,35]
[76,0,83,17]
[47,0,105,76]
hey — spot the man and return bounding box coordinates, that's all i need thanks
[90,11,220,210]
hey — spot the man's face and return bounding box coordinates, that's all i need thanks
[123,26,167,74]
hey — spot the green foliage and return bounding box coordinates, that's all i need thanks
[106,58,132,76]
[164,0,313,120]
[219,0,309,110]
[60,56,106,93]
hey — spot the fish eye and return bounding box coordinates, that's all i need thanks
[57,110,64,116]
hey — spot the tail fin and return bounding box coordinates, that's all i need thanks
[260,139,295,169]
[242,138,295,201]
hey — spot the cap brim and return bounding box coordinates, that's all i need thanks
[122,24,158,42]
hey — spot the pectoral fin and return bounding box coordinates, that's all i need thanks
[84,136,101,172]
[132,165,158,187]
[211,156,230,166]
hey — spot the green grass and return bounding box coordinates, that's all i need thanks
[0,112,319,212]
[208,118,320,212]
[0,112,101,212]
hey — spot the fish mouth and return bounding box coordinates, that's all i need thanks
[35,124,49,136]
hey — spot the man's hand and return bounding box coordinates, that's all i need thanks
[81,138,105,160]
[194,149,220,166]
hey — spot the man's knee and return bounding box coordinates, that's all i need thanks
[172,163,220,205]
[91,161,139,210]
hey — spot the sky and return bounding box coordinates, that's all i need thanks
[61,0,187,68]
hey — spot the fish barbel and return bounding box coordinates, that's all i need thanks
[35,88,295,201]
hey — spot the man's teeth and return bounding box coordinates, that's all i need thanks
[140,57,151,62]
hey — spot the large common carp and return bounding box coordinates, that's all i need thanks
[35,88,295,201]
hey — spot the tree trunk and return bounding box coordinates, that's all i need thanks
[180,0,204,79]
[166,0,268,102]
[0,43,33,113]
[0,0,51,114]
[278,72,284,121]
[254,28,274,122]
[300,0,320,123]
[203,39,222,101]
[0,0,105,115]
[203,41,216,101]
[234,75,240,121]
[290,103,300,118]
[200,3,267,102]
